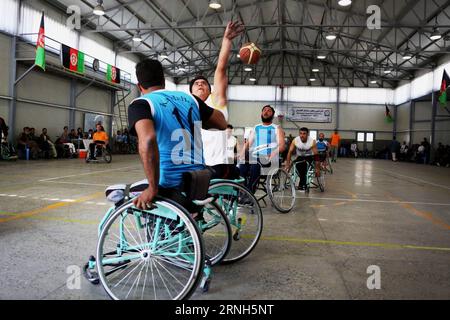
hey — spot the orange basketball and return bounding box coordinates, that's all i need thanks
[239,42,261,65]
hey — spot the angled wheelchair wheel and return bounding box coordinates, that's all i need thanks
[199,201,232,267]
[317,171,325,192]
[267,168,295,213]
[96,197,205,300]
[104,149,112,163]
[208,181,263,264]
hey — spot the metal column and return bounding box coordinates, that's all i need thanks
[69,79,77,130]
[431,91,438,162]
[109,90,115,138]
[409,99,415,144]
[393,104,398,138]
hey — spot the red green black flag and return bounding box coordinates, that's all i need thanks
[385,104,394,123]
[35,12,45,70]
[438,70,450,107]
[106,64,121,84]
[61,44,85,74]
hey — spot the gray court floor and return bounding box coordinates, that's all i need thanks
[0,156,449,300]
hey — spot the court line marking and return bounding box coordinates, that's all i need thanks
[1,211,447,252]
[42,181,110,187]
[38,165,141,182]
[259,236,450,252]
[374,167,450,191]
[0,192,103,224]
[295,195,450,207]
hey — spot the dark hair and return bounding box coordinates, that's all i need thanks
[227,124,233,129]
[262,105,275,114]
[189,75,211,93]
[64,126,68,130]
[299,127,309,134]
[136,59,165,89]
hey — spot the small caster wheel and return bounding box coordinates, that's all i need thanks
[233,232,241,241]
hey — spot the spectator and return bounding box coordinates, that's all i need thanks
[399,141,408,161]
[58,126,76,156]
[329,130,341,162]
[87,129,94,139]
[416,144,426,164]
[69,129,77,140]
[76,127,84,139]
[422,137,431,164]
[225,124,240,165]
[17,127,41,159]
[39,128,57,159]
[435,143,445,167]
[88,124,109,160]
[389,136,401,162]
[114,130,124,153]
[350,141,358,158]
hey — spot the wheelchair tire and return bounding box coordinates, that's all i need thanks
[104,150,112,163]
[267,168,295,213]
[208,181,263,264]
[199,201,232,267]
[96,197,205,300]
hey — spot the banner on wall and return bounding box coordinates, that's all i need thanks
[287,106,332,123]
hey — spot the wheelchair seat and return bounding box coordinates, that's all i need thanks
[105,179,148,204]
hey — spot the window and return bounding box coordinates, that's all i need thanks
[309,130,317,141]
[357,132,375,142]
[357,132,365,142]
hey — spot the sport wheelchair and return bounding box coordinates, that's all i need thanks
[85,143,112,163]
[83,173,263,300]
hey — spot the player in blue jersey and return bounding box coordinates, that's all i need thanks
[316,132,329,162]
[239,105,286,193]
[127,59,227,211]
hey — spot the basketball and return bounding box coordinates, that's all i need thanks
[239,42,261,64]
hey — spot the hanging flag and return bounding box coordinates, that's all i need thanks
[438,70,450,107]
[61,44,85,74]
[35,12,45,71]
[106,64,121,84]
[385,104,394,123]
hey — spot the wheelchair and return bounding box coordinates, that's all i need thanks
[85,142,112,163]
[1,141,18,161]
[319,151,333,174]
[83,174,263,300]
[248,144,296,214]
[289,157,325,193]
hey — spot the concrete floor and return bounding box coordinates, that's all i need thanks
[0,156,449,300]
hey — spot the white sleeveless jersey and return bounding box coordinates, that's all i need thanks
[201,93,228,166]
[294,136,314,157]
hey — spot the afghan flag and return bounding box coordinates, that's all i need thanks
[106,64,121,84]
[61,44,85,74]
[438,70,450,107]
[385,104,394,123]
[35,12,45,71]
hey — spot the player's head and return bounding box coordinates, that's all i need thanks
[226,124,233,136]
[299,127,309,142]
[261,105,275,123]
[136,59,165,92]
[319,133,325,141]
[189,75,211,101]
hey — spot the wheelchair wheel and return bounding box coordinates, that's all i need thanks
[267,168,295,213]
[104,149,112,163]
[209,181,263,264]
[96,197,205,300]
[199,201,232,266]
[317,170,325,192]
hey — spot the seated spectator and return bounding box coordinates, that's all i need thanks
[114,130,125,153]
[39,128,57,159]
[58,126,76,156]
[87,129,94,139]
[76,127,84,139]
[17,127,41,159]
[68,129,77,140]
[399,141,408,161]
[88,124,109,160]
[416,144,426,164]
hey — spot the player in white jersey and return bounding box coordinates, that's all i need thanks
[286,127,320,191]
[189,21,244,180]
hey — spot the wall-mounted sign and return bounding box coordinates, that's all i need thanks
[287,107,332,123]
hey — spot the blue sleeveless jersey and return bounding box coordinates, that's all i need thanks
[135,90,204,188]
[316,140,328,152]
[253,123,278,156]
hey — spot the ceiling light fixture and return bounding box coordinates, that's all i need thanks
[209,0,222,10]
[132,31,142,42]
[244,67,252,72]
[338,0,352,6]
[430,28,442,41]
[93,0,105,16]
